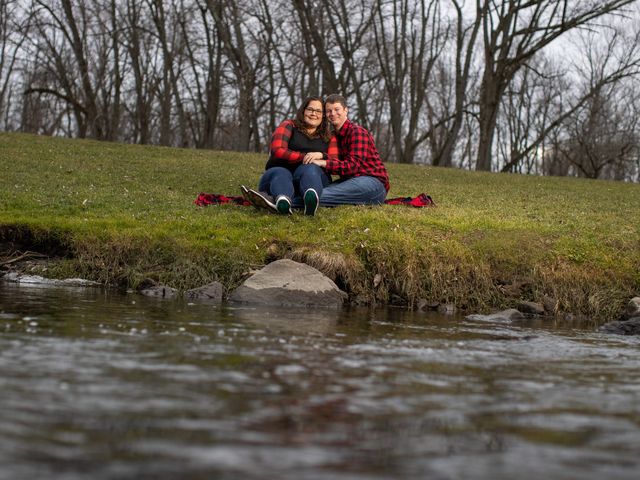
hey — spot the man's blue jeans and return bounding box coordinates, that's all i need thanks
[318,176,387,206]
[258,164,331,201]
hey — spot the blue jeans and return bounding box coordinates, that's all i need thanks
[318,176,387,206]
[259,164,331,203]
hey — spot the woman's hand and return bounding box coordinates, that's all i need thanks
[303,152,326,167]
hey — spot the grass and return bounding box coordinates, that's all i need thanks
[1,132,639,321]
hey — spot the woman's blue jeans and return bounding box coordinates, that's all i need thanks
[258,164,331,202]
[259,166,387,208]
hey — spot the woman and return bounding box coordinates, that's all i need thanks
[243,96,337,215]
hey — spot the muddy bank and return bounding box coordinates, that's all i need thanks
[0,227,636,325]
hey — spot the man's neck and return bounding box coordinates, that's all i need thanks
[333,118,348,132]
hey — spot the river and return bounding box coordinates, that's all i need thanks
[1,282,639,479]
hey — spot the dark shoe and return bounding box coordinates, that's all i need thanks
[240,185,251,203]
[275,195,292,215]
[246,189,277,212]
[303,188,319,216]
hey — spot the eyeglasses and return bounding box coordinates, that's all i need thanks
[305,107,323,115]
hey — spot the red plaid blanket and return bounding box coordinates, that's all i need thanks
[194,192,435,208]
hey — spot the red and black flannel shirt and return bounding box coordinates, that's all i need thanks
[270,119,339,164]
[325,119,390,191]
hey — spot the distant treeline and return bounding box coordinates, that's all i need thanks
[1,0,639,180]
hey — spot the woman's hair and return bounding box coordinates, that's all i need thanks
[293,96,331,142]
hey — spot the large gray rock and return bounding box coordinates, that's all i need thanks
[599,317,640,335]
[466,308,525,323]
[184,282,224,304]
[229,259,347,308]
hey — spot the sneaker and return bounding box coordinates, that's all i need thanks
[303,188,319,216]
[240,185,251,203]
[246,189,277,212]
[275,195,292,215]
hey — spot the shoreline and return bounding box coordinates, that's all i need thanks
[0,231,633,326]
[1,133,638,324]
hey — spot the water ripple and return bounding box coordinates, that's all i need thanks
[1,283,640,479]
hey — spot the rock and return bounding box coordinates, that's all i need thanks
[139,285,179,299]
[2,272,100,287]
[599,317,640,335]
[516,300,545,316]
[184,282,224,304]
[437,303,457,315]
[542,295,558,315]
[623,297,640,320]
[228,259,347,308]
[466,308,525,323]
[416,298,429,311]
[390,293,407,306]
[416,299,439,311]
[350,294,369,306]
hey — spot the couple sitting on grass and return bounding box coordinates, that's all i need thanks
[242,94,390,216]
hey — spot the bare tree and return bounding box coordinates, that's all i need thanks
[0,0,28,130]
[291,0,339,94]
[495,56,566,174]
[475,0,636,171]
[324,0,380,123]
[207,0,265,151]
[22,0,125,139]
[424,0,483,168]
[253,0,289,136]
[499,16,640,174]
[119,0,158,144]
[179,0,224,149]
[147,0,191,146]
[551,26,640,180]
[103,0,125,141]
[290,0,381,125]
[562,89,639,179]
[372,0,447,163]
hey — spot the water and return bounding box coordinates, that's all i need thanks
[1,282,639,480]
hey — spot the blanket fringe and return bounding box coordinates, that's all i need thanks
[194,192,435,208]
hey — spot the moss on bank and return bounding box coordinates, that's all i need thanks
[1,132,639,321]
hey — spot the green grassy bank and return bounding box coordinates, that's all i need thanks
[1,132,639,321]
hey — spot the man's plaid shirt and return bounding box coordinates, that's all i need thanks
[325,119,390,191]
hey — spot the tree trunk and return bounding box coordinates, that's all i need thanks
[60,0,102,139]
[476,73,502,171]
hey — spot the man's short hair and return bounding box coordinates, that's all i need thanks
[325,94,347,108]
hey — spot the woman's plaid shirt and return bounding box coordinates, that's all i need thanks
[270,119,339,163]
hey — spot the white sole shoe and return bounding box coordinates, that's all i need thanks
[303,188,319,216]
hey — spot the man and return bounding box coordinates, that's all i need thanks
[302,94,390,206]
